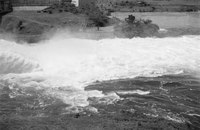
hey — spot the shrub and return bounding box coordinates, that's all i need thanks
[81,3,109,29]
[125,15,135,24]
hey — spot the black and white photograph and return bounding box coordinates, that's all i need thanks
[0,0,200,129]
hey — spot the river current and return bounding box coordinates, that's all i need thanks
[0,12,200,129]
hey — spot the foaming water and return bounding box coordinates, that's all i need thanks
[0,36,200,108]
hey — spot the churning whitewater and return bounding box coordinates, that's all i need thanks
[0,36,200,108]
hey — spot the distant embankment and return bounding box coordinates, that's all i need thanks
[11,0,60,6]
[96,0,200,12]
[12,6,48,11]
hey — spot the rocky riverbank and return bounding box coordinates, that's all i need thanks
[0,10,160,43]
[0,11,89,43]
[114,15,159,38]
[96,0,200,12]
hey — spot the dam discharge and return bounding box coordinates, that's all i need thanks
[0,36,200,108]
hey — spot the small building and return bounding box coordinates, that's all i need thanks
[71,0,79,6]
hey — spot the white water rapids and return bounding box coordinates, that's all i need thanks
[0,36,200,108]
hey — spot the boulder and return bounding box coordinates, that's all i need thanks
[0,15,52,43]
[114,22,159,38]
[0,11,88,43]
[1,15,51,35]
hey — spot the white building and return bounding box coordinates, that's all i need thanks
[72,0,79,6]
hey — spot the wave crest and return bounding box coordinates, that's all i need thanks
[0,52,41,74]
[1,36,200,108]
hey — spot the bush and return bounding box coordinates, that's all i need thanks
[81,3,109,29]
[125,15,135,24]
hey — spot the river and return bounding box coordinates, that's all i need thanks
[0,12,200,129]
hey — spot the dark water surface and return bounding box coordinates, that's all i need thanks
[87,74,200,129]
[0,74,200,130]
[0,12,200,130]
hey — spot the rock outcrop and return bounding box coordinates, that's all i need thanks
[1,15,52,35]
[114,19,159,38]
[0,15,51,43]
[0,11,88,43]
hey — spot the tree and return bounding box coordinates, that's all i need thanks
[88,12,106,30]
[125,15,135,24]
[82,3,108,30]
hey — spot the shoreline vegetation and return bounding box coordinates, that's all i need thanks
[96,0,199,13]
[0,1,199,43]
